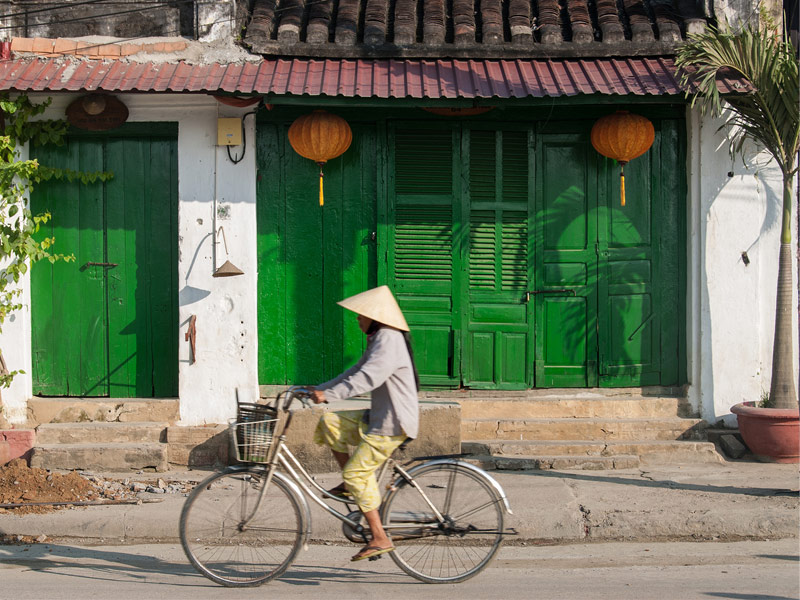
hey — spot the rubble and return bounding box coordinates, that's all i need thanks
[0,459,194,517]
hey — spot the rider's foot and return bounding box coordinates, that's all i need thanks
[351,542,395,562]
[326,482,351,497]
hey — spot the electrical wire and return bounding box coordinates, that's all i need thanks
[0,0,341,32]
[0,0,198,32]
[226,108,261,165]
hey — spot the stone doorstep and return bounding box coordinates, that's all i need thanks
[167,400,462,472]
[461,417,709,442]
[0,429,36,466]
[35,422,168,444]
[26,397,180,427]
[459,396,696,419]
[464,454,642,470]
[462,440,723,465]
[30,442,169,473]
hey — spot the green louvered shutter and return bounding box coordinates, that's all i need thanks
[387,126,459,385]
[463,129,532,388]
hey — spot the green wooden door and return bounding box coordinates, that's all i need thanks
[31,127,179,397]
[256,120,377,384]
[462,128,533,389]
[386,125,461,385]
[386,118,683,389]
[534,130,599,387]
[596,119,684,386]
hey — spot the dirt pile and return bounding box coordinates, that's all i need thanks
[0,459,133,515]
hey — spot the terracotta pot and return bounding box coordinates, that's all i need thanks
[731,402,800,463]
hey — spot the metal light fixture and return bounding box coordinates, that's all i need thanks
[213,226,244,278]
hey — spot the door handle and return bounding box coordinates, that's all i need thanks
[524,289,577,303]
[85,262,119,268]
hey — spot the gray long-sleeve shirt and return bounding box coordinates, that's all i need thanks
[317,327,419,439]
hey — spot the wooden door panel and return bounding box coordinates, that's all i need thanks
[31,139,107,396]
[598,133,661,385]
[534,132,598,387]
[256,122,377,385]
[463,129,532,389]
[387,126,460,386]
[31,129,178,397]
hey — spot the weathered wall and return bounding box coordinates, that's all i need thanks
[1,94,795,429]
[0,0,241,41]
[1,93,260,426]
[686,107,799,425]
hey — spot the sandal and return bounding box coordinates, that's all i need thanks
[351,544,395,562]
[326,483,351,497]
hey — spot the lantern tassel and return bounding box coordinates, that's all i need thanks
[620,166,626,207]
[319,165,324,207]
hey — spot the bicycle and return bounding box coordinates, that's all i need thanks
[179,386,515,586]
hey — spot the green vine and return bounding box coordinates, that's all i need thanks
[0,94,112,388]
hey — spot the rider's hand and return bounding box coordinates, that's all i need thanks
[311,390,327,404]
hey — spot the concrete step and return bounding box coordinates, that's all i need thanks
[462,440,723,465]
[30,443,168,472]
[36,422,168,444]
[27,397,179,426]
[461,417,709,441]
[463,454,641,470]
[459,396,695,419]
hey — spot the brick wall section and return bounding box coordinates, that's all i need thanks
[0,430,36,466]
[10,37,188,59]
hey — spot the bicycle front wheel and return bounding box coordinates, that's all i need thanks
[381,462,505,584]
[180,468,304,587]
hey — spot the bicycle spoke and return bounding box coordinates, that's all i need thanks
[382,463,505,583]
[180,469,304,587]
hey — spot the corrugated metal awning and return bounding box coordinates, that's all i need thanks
[0,57,749,98]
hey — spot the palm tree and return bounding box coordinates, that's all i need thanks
[676,21,799,410]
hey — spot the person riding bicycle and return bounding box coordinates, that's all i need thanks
[310,285,419,562]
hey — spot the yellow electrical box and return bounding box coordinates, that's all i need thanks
[217,118,242,146]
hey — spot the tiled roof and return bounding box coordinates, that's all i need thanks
[0,57,750,98]
[244,0,707,59]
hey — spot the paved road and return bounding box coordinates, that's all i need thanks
[1,539,797,600]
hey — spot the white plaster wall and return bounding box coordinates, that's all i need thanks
[687,108,799,425]
[0,93,259,425]
[0,138,33,423]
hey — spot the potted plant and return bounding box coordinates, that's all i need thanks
[677,19,799,462]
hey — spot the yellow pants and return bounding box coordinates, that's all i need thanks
[313,409,405,513]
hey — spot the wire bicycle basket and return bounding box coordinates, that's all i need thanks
[231,402,278,463]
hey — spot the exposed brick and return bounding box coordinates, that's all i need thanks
[119,44,141,56]
[53,38,78,55]
[99,44,121,57]
[152,42,169,52]
[165,41,188,52]
[10,37,34,52]
[75,41,92,55]
[32,37,54,53]
[0,429,35,465]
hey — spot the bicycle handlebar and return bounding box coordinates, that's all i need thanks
[281,386,326,411]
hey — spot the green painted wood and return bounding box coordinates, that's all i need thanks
[386,125,460,386]
[258,108,686,389]
[463,128,532,389]
[256,121,377,385]
[31,129,178,397]
[534,130,599,387]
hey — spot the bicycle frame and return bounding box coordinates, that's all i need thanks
[238,386,512,539]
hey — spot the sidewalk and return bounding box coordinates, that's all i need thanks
[0,461,797,545]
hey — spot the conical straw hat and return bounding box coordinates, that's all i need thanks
[337,285,409,331]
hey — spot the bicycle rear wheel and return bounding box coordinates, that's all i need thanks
[180,468,304,587]
[381,462,505,584]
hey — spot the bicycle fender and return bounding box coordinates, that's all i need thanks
[401,459,513,515]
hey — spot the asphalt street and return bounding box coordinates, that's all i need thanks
[1,539,798,600]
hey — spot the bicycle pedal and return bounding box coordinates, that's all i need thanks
[368,554,382,562]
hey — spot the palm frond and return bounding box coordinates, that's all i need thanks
[676,23,800,176]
